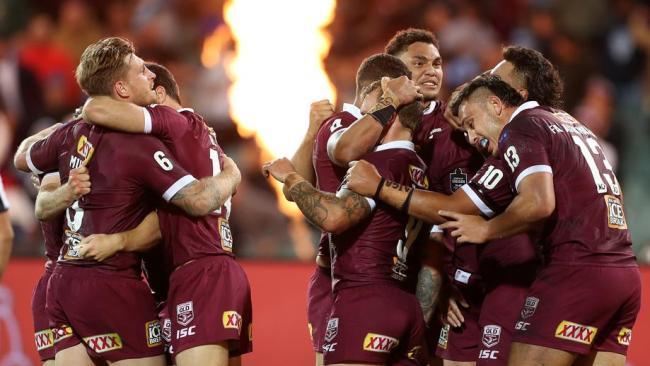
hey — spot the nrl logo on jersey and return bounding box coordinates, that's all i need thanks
[176,301,194,326]
[408,165,429,189]
[450,168,467,192]
[324,318,339,342]
[482,325,501,348]
[363,333,399,353]
[520,297,539,319]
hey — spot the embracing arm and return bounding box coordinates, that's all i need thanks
[79,211,161,262]
[285,173,371,234]
[35,168,90,220]
[13,124,62,172]
[82,96,147,133]
[483,172,554,241]
[170,156,240,217]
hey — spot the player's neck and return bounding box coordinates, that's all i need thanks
[163,99,182,110]
[382,125,412,144]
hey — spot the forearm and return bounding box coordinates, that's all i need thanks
[123,211,161,251]
[83,97,145,133]
[284,136,317,201]
[172,171,238,217]
[484,195,545,241]
[0,213,14,278]
[378,181,478,224]
[330,115,383,166]
[416,265,442,322]
[286,173,370,234]
[35,183,75,220]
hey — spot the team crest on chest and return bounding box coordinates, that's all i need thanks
[450,168,467,192]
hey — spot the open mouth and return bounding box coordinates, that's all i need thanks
[421,80,438,89]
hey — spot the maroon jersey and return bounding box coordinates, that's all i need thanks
[38,172,65,264]
[27,120,194,275]
[143,106,235,268]
[462,157,539,283]
[497,102,635,266]
[416,101,485,278]
[330,141,429,291]
[312,103,362,257]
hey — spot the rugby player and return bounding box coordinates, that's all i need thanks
[14,37,240,366]
[77,61,251,366]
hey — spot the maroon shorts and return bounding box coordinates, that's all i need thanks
[307,265,333,353]
[168,255,252,356]
[513,264,641,355]
[435,282,483,362]
[32,264,55,361]
[477,283,529,365]
[46,265,164,361]
[322,284,428,365]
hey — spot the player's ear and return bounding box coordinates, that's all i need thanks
[114,80,129,99]
[488,96,502,117]
[519,89,529,101]
[154,86,166,104]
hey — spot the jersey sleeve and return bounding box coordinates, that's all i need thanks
[461,158,515,218]
[323,114,359,149]
[498,117,552,193]
[126,136,197,202]
[26,124,69,174]
[0,174,9,212]
[142,105,188,140]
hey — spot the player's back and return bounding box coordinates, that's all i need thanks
[331,141,428,291]
[144,106,234,268]
[313,105,361,258]
[500,104,635,266]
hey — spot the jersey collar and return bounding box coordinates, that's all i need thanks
[374,140,415,152]
[177,107,195,113]
[509,101,539,123]
[423,101,437,115]
[342,103,362,119]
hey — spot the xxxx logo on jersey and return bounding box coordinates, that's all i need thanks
[76,135,95,164]
[84,333,123,353]
[223,311,242,334]
[363,333,399,353]
[52,325,74,343]
[34,329,54,350]
[555,321,598,345]
[617,327,632,346]
[408,165,429,189]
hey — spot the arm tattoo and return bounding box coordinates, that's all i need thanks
[171,173,236,217]
[289,181,371,231]
[385,179,413,193]
[368,95,395,113]
[416,266,442,322]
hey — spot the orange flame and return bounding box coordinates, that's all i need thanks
[206,0,337,260]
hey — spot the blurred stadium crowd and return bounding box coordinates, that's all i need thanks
[0,0,649,261]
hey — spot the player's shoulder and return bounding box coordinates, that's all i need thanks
[317,110,359,141]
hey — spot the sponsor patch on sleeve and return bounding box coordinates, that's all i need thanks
[554,321,597,345]
[617,327,632,346]
[363,333,399,353]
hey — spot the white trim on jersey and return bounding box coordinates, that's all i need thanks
[177,108,195,113]
[508,101,540,123]
[142,107,153,134]
[430,225,443,233]
[162,175,198,202]
[342,103,362,119]
[423,101,437,115]
[337,187,376,212]
[0,174,9,211]
[460,184,495,218]
[515,165,553,193]
[374,140,415,152]
[26,143,44,174]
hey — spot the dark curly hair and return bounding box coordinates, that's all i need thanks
[502,46,563,108]
[385,28,439,56]
[450,74,524,115]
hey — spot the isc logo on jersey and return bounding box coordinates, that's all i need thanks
[363,333,399,353]
[84,333,123,353]
[146,320,162,347]
[223,311,243,334]
[34,329,54,351]
[555,321,598,345]
[605,195,627,229]
[617,327,632,346]
[408,165,429,189]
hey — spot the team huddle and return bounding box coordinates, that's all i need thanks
[262,28,641,366]
[9,28,640,366]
